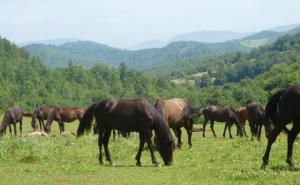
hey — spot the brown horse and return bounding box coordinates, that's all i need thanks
[262,84,300,169]
[154,98,201,149]
[31,106,54,131]
[246,102,270,141]
[77,98,174,166]
[236,106,249,137]
[0,106,31,136]
[44,107,85,133]
[202,106,244,138]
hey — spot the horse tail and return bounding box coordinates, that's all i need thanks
[265,89,286,124]
[77,103,97,137]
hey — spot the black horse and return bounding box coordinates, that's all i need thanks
[77,98,174,166]
[202,106,244,138]
[0,106,31,136]
[246,102,271,141]
[262,84,300,169]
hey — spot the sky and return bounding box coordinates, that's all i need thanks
[0,0,300,48]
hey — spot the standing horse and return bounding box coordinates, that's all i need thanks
[77,98,174,166]
[31,106,54,131]
[202,106,244,138]
[154,98,201,149]
[262,84,300,169]
[236,106,249,137]
[246,102,270,141]
[0,106,31,136]
[44,107,85,133]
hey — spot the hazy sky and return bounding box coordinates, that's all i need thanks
[0,0,299,48]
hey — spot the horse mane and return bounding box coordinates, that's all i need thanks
[0,111,10,133]
[265,89,286,124]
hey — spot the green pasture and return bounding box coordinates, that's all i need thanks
[0,115,299,185]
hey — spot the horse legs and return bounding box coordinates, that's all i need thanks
[39,119,43,131]
[286,123,300,169]
[173,127,182,148]
[257,124,262,142]
[98,127,104,165]
[13,122,17,136]
[19,119,23,136]
[144,129,158,165]
[184,125,193,149]
[135,132,145,166]
[228,123,233,139]
[112,129,116,141]
[202,119,208,137]
[262,119,288,169]
[8,124,12,135]
[223,123,228,137]
[210,120,217,138]
[103,128,113,165]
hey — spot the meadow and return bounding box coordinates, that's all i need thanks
[0,115,299,185]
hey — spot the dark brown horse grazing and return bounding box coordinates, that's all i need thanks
[154,98,201,149]
[262,84,300,170]
[44,107,85,133]
[31,106,54,131]
[246,102,270,141]
[236,106,249,137]
[77,98,174,166]
[0,106,31,136]
[202,106,244,138]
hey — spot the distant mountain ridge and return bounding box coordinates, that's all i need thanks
[18,38,79,47]
[24,40,249,69]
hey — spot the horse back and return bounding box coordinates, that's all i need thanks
[96,98,154,132]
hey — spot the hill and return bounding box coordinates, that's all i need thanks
[24,40,249,69]
[169,31,250,43]
[18,38,79,47]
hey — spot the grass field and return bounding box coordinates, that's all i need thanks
[0,115,299,185]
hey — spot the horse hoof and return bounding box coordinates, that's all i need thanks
[109,162,115,166]
[154,162,160,167]
[230,137,233,139]
[99,161,104,166]
[261,164,267,170]
[136,162,142,167]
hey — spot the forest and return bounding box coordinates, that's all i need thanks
[1,31,300,111]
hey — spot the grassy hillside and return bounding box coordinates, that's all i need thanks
[0,116,299,185]
[24,40,249,69]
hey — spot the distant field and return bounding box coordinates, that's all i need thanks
[0,115,299,185]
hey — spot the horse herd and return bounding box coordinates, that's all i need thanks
[1,83,300,170]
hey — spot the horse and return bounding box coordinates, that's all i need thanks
[236,106,249,137]
[44,107,85,133]
[246,102,270,141]
[77,98,174,166]
[262,84,300,170]
[31,106,54,131]
[0,106,32,136]
[154,98,201,149]
[202,106,244,138]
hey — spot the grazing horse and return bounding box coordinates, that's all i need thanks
[202,106,244,138]
[236,106,249,137]
[31,106,54,131]
[77,98,174,166]
[44,107,85,133]
[262,84,300,169]
[0,106,31,136]
[154,98,201,149]
[246,102,270,141]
